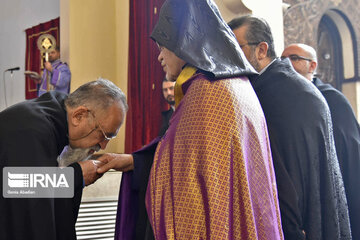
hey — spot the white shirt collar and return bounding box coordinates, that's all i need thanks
[259,58,277,75]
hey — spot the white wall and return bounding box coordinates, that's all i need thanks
[242,0,284,55]
[0,0,59,111]
[214,0,284,56]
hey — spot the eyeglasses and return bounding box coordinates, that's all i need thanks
[281,54,313,62]
[239,42,260,48]
[88,110,116,141]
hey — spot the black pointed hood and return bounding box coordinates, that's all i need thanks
[151,0,257,79]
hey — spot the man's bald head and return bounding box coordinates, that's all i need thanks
[281,43,318,81]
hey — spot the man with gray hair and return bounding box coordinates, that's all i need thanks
[0,78,127,240]
[282,43,360,239]
[228,16,351,239]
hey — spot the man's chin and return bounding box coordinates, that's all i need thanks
[57,145,101,167]
[166,96,175,105]
[167,100,175,106]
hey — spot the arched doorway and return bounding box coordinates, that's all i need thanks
[317,10,357,91]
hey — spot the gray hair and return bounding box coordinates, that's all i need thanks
[65,78,128,114]
[228,15,276,59]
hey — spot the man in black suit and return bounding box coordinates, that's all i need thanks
[0,78,128,240]
[228,16,351,240]
[158,77,175,136]
[282,43,360,239]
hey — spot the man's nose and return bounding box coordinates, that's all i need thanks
[99,139,109,150]
[158,53,163,63]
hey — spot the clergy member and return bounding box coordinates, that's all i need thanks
[158,77,175,136]
[0,79,127,240]
[228,16,351,239]
[282,43,360,239]
[98,0,284,239]
[26,46,71,97]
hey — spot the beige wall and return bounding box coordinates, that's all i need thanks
[61,0,129,154]
[342,82,360,120]
[60,0,129,200]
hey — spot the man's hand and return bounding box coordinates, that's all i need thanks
[96,153,134,174]
[44,61,53,72]
[24,71,41,82]
[79,160,103,186]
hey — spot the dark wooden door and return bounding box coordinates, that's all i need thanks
[317,14,343,90]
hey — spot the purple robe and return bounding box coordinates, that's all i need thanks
[115,70,283,239]
[38,59,71,96]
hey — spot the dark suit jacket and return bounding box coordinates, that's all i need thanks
[0,91,83,240]
[313,77,360,239]
[251,58,351,240]
[158,107,174,136]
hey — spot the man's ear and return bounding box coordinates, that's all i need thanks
[256,42,269,60]
[309,61,317,74]
[69,106,90,126]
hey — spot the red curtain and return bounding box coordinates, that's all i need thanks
[25,18,59,99]
[125,0,167,153]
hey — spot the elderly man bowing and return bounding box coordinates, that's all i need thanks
[0,79,127,240]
